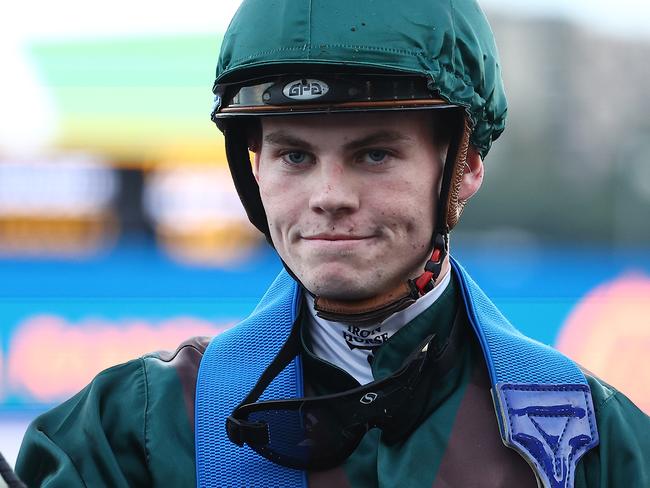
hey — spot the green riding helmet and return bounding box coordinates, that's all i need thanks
[215,0,506,155]
[211,0,507,319]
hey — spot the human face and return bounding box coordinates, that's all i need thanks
[254,111,441,301]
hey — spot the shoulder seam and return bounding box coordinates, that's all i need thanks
[584,372,619,411]
[143,338,210,364]
[595,386,621,411]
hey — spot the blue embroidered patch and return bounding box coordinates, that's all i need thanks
[495,384,599,488]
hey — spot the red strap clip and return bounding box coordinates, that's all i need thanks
[414,248,443,295]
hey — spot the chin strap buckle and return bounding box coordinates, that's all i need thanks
[414,233,448,296]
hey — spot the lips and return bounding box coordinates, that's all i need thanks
[302,234,371,241]
[299,234,376,252]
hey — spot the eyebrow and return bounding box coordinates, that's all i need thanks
[263,130,412,152]
[263,132,315,151]
[342,130,412,152]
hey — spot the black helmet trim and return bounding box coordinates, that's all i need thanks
[212,74,457,125]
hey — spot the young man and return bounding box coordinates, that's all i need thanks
[16,0,650,487]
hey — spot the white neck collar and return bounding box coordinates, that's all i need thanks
[305,269,451,384]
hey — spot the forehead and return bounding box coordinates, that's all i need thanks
[259,110,435,140]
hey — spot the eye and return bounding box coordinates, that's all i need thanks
[282,151,312,165]
[361,149,389,164]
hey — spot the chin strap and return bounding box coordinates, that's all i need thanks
[314,231,449,323]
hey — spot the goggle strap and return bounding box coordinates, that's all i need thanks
[235,313,303,409]
[226,416,270,447]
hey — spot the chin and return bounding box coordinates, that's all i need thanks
[302,271,382,301]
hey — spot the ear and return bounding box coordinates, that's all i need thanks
[458,146,484,201]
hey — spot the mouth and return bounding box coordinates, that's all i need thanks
[302,234,373,241]
[295,232,380,261]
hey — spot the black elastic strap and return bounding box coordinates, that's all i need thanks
[0,451,26,488]
[224,122,271,238]
[235,311,303,409]
[226,311,303,445]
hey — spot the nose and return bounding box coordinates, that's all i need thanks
[308,161,360,216]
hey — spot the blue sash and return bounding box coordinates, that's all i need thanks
[196,257,598,488]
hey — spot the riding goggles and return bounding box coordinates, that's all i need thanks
[226,318,441,471]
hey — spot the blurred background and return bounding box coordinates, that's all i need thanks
[1,0,649,469]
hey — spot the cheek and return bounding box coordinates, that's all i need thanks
[401,208,434,247]
[257,170,304,234]
[259,182,285,226]
[373,174,436,233]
